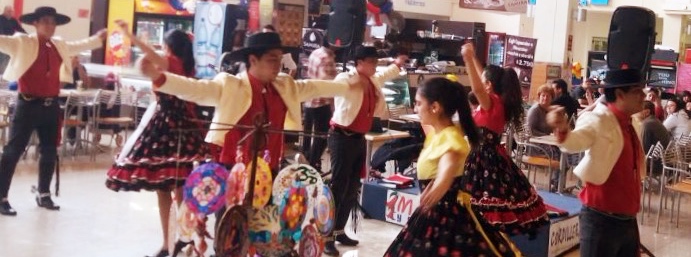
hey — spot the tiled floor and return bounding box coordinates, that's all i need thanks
[0,142,690,257]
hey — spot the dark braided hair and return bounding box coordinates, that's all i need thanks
[418,77,480,148]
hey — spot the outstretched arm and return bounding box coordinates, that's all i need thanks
[461,43,491,111]
[64,29,106,56]
[139,54,223,107]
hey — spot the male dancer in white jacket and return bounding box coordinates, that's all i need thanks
[324,46,407,255]
[547,68,646,257]
[0,6,105,216]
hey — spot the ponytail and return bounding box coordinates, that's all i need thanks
[453,85,480,148]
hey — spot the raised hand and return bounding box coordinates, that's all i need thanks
[461,43,475,58]
[114,19,133,37]
[95,29,107,40]
[546,106,569,132]
[137,54,162,80]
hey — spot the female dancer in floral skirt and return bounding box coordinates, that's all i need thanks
[460,43,548,237]
[385,77,521,256]
[105,20,209,257]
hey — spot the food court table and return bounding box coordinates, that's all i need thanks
[529,135,572,193]
[364,129,410,180]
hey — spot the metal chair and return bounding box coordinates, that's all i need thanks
[641,141,664,222]
[512,123,560,191]
[91,88,139,150]
[656,140,691,232]
[61,91,96,160]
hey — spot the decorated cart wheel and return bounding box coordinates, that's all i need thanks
[215,206,249,257]
[314,185,335,236]
[279,185,308,241]
[247,158,272,208]
[226,162,247,208]
[183,162,228,215]
[272,164,323,206]
[299,224,322,257]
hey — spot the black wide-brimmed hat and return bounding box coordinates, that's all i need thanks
[594,69,649,88]
[20,6,71,25]
[354,46,380,61]
[228,32,293,62]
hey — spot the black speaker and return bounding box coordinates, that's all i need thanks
[327,0,366,48]
[607,6,656,73]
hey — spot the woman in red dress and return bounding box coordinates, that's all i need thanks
[105,20,209,257]
[459,43,548,238]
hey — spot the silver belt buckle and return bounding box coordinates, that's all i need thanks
[43,98,53,106]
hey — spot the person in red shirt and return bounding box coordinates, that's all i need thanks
[324,46,407,256]
[0,7,105,216]
[548,68,646,257]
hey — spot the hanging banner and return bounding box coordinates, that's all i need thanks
[504,35,537,87]
[459,0,528,13]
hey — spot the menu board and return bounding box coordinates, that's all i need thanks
[648,67,676,88]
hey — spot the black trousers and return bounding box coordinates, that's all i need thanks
[302,105,332,169]
[0,97,59,199]
[328,128,365,232]
[579,206,640,257]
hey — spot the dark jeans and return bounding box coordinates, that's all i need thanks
[302,105,332,170]
[328,128,365,232]
[0,97,60,199]
[580,206,640,257]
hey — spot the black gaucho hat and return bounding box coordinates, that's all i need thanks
[20,6,70,25]
[594,69,649,88]
[228,32,294,62]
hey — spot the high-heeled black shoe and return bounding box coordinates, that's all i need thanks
[145,249,168,257]
[36,195,60,210]
[0,200,16,216]
[171,240,192,257]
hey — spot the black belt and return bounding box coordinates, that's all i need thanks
[583,206,636,221]
[19,93,57,106]
[331,126,364,137]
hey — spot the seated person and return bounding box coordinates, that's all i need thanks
[636,101,670,177]
[663,98,691,139]
[527,84,554,136]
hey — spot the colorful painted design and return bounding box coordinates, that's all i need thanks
[314,185,335,236]
[299,224,322,257]
[215,206,249,257]
[183,162,228,215]
[226,162,247,208]
[279,185,308,241]
[249,205,281,243]
[247,158,272,208]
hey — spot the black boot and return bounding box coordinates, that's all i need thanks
[145,249,169,257]
[36,195,60,210]
[335,233,359,246]
[0,200,16,216]
[323,240,339,256]
[171,240,192,257]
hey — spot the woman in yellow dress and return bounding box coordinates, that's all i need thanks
[385,77,521,256]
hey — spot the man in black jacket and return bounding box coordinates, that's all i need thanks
[551,79,580,121]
